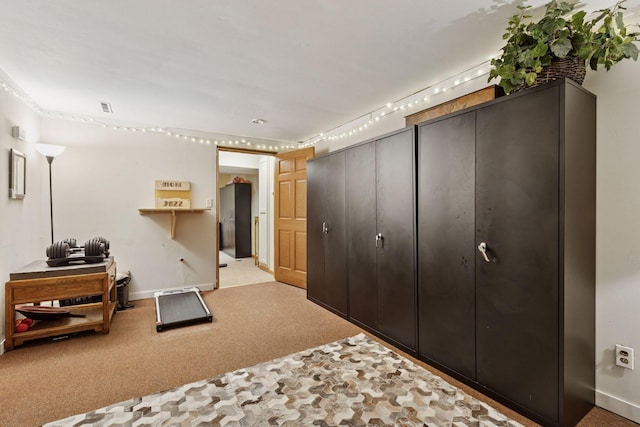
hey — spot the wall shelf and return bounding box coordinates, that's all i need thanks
[138,208,211,239]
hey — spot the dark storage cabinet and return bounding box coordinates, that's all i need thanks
[307,79,594,427]
[418,79,595,427]
[345,127,418,353]
[418,111,476,381]
[220,182,252,258]
[307,151,348,317]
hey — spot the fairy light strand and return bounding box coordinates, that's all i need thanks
[0,79,293,152]
[3,58,493,152]
[300,59,493,147]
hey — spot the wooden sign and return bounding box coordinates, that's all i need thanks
[155,180,191,208]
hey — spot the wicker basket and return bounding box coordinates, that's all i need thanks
[514,55,586,92]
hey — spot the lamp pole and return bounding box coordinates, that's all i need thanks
[35,143,65,246]
[46,155,54,244]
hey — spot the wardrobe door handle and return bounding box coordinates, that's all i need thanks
[375,233,383,248]
[322,222,328,234]
[478,242,491,263]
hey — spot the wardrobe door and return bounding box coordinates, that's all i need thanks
[476,85,560,423]
[347,142,378,329]
[376,128,417,351]
[235,183,252,258]
[220,185,235,257]
[418,112,476,379]
[307,153,348,316]
[306,158,325,304]
[324,152,347,315]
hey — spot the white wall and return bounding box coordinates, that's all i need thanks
[40,119,218,300]
[0,88,48,353]
[258,156,275,271]
[583,55,640,422]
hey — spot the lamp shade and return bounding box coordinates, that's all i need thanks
[35,143,65,157]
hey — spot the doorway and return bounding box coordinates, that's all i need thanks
[217,149,275,288]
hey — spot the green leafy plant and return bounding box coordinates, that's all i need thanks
[489,0,640,94]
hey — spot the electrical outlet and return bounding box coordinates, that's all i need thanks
[205,199,213,208]
[615,344,635,370]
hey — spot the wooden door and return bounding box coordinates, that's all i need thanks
[475,85,560,423]
[274,147,314,288]
[418,112,476,379]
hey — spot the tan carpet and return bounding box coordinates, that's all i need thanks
[219,251,273,288]
[0,281,636,427]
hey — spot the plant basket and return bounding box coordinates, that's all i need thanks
[514,56,586,92]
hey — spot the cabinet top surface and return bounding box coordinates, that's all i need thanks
[9,256,114,281]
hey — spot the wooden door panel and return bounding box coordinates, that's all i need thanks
[278,230,291,268]
[295,157,307,171]
[294,231,307,272]
[278,181,292,219]
[279,159,292,174]
[295,179,307,219]
[274,147,314,288]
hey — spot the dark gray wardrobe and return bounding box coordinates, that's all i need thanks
[307,151,348,317]
[220,182,252,258]
[307,78,595,427]
[418,79,595,427]
[307,127,417,353]
[346,127,417,353]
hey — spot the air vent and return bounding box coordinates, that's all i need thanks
[99,101,113,113]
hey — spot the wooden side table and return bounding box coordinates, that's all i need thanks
[4,257,117,351]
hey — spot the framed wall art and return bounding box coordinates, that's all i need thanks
[9,148,26,199]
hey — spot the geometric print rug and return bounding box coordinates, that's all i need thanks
[45,334,524,426]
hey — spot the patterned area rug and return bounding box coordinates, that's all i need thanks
[46,334,524,426]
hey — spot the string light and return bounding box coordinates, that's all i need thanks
[3,57,494,152]
[300,59,493,148]
[0,77,289,153]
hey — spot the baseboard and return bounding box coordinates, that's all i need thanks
[130,283,215,301]
[596,389,640,424]
[258,263,274,275]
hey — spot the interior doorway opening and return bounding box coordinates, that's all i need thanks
[217,148,275,288]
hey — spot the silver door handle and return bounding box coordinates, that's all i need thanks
[478,242,491,263]
[322,222,328,234]
[375,233,383,248]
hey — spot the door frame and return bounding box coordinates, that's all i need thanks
[216,147,276,289]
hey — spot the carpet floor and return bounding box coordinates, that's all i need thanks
[0,281,636,426]
[44,334,524,426]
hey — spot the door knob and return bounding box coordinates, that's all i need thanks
[478,242,491,263]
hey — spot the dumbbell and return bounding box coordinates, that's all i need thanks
[45,236,111,266]
[59,236,110,257]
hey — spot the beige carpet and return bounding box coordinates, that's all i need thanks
[0,281,636,427]
[219,251,273,288]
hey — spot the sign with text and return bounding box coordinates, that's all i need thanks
[154,180,191,209]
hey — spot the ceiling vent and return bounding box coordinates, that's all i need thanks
[99,101,113,113]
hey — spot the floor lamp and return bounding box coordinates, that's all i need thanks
[35,143,66,245]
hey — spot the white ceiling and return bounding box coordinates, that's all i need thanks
[1,0,636,146]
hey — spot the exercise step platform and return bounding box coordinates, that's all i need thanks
[154,287,212,332]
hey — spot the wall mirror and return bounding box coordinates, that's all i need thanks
[9,148,26,199]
